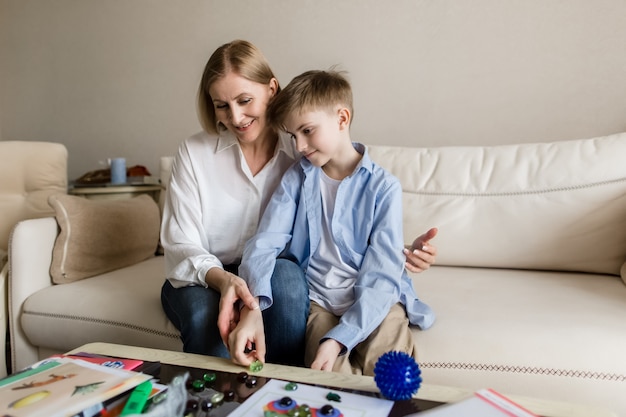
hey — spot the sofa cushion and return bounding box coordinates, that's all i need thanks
[368,132,626,278]
[0,141,67,252]
[49,194,160,284]
[410,265,626,413]
[21,257,181,352]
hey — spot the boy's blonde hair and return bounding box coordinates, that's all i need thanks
[197,40,280,134]
[268,69,353,131]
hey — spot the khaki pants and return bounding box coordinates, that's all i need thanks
[305,301,417,376]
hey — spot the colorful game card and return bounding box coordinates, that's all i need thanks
[227,378,394,417]
[0,357,151,417]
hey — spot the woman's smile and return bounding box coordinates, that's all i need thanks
[235,119,254,131]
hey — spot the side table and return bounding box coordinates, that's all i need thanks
[69,184,163,203]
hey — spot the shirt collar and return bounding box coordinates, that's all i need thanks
[275,130,298,160]
[216,127,239,152]
[300,142,374,175]
[215,128,297,161]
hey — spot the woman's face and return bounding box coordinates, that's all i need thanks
[209,71,277,144]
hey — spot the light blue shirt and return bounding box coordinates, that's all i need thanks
[239,143,435,352]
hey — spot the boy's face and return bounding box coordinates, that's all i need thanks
[283,107,350,167]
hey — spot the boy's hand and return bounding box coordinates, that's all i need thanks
[404,227,438,273]
[310,339,343,372]
[228,304,266,366]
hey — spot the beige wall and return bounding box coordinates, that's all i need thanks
[1,0,625,180]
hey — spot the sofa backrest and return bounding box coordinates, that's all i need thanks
[369,131,626,276]
[0,141,68,252]
[159,132,626,277]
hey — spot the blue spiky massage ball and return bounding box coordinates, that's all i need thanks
[374,351,422,401]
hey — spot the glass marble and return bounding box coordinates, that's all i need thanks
[326,392,341,402]
[203,372,217,383]
[191,379,205,392]
[250,359,264,372]
[210,392,225,405]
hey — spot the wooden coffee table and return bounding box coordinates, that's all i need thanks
[67,342,617,417]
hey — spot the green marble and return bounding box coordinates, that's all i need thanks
[249,359,264,372]
[203,372,217,382]
[284,382,298,391]
[191,379,204,391]
[326,392,342,402]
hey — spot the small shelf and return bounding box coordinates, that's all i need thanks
[69,184,163,202]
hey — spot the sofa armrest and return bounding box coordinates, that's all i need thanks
[0,251,7,377]
[8,217,58,371]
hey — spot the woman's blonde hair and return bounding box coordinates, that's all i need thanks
[197,40,280,134]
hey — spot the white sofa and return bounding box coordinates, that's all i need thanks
[0,141,68,378]
[8,132,626,416]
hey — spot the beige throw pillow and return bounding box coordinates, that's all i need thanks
[49,194,160,284]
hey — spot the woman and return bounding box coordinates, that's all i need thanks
[160,39,438,367]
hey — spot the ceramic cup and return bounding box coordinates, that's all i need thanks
[110,157,127,184]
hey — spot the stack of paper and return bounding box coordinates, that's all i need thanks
[0,357,152,417]
[408,388,538,417]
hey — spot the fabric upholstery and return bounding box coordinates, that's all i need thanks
[49,194,160,283]
[368,132,626,277]
[21,256,180,352]
[0,141,67,252]
[0,140,67,379]
[410,265,626,414]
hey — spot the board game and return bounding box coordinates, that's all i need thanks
[153,363,443,416]
[227,379,393,417]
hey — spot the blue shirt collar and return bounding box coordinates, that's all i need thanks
[300,142,373,176]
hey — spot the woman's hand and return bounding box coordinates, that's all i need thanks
[404,227,438,273]
[206,269,259,349]
[310,339,343,372]
[228,305,266,366]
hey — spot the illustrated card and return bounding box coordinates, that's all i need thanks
[0,357,151,417]
[227,378,394,417]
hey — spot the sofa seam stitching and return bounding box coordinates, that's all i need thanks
[419,361,626,381]
[23,310,180,339]
[406,176,626,197]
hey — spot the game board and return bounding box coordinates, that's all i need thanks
[140,361,444,416]
[227,379,394,417]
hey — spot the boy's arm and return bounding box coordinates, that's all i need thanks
[238,166,302,310]
[324,179,405,352]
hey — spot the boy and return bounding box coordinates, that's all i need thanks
[232,69,435,375]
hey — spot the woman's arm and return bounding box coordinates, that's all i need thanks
[207,267,259,347]
[162,138,259,349]
[161,141,224,287]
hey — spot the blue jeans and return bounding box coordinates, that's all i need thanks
[161,258,309,366]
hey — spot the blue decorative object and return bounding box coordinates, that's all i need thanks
[373,351,422,401]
